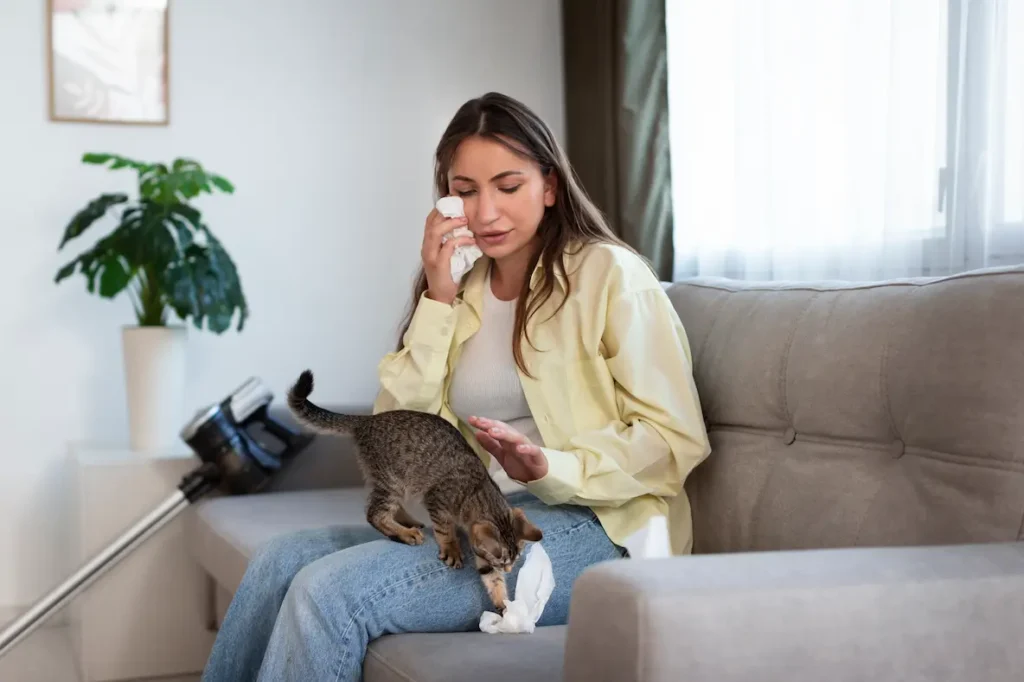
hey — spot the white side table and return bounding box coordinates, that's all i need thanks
[68,444,215,682]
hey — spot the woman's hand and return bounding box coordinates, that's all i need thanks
[468,416,549,483]
[421,206,477,305]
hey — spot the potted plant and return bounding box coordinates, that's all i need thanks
[55,153,248,452]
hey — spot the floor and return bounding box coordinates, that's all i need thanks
[0,625,199,682]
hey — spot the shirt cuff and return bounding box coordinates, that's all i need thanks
[403,292,458,352]
[526,448,582,505]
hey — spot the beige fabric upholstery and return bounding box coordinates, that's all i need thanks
[666,267,1024,553]
[365,629,567,682]
[564,541,1024,682]
[187,488,371,593]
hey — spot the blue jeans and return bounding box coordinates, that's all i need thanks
[201,492,625,681]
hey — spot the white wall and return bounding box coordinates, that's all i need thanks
[0,0,564,611]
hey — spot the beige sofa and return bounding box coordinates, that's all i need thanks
[186,266,1024,681]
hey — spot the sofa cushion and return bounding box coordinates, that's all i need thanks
[667,266,1024,554]
[187,488,372,593]
[364,629,566,682]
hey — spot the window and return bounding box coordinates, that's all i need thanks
[666,0,1024,281]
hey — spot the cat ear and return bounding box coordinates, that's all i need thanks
[471,521,503,557]
[511,507,543,542]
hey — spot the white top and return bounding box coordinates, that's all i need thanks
[448,272,542,495]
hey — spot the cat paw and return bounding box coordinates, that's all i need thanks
[396,528,424,546]
[438,545,463,568]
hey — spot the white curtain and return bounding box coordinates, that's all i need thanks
[666,0,1024,282]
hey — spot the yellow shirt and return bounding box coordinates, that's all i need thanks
[372,241,711,554]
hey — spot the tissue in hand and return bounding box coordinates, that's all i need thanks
[479,543,555,635]
[436,196,483,282]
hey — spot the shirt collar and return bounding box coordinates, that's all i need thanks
[458,253,568,315]
[529,257,569,292]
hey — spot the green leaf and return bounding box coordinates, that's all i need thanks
[164,243,210,322]
[205,231,248,332]
[82,153,149,172]
[165,215,194,252]
[167,203,202,229]
[172,158,202,173]
[139,210,178,271]
[61,207,149,296]
[82,153,114,165]
[160,236,247,334]
[163,261,201,322]
[66,245,103,290]
[55,259,78,283]
[97,207,146,266]
[210,175,234,193]
[139,163,170,203]
[179,174,201,200]
[168,169,215,201]
[98,255,131,297]
[58,193,129,249]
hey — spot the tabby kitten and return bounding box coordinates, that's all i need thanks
[287,370,543,611]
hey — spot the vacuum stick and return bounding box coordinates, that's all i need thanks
[0,464,218,659]
[0,376,313,662]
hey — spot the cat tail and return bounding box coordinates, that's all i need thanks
[286,370,367,434]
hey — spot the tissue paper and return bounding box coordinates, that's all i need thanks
[479,543,555,635]
[436,196,483,281]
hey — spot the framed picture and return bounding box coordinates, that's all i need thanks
[47,0,169,125]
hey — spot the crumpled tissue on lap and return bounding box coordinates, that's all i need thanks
[436,196,483,282]
[477,516,673,634]
[479,542,554,635]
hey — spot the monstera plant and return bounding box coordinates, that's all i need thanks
[55,152,249,453]
[55,153,248,333]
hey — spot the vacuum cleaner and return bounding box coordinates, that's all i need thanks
[0,377,315,659]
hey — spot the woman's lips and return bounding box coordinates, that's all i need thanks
[476,230,510,246]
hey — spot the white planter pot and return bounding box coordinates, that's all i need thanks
[121,325,187,453]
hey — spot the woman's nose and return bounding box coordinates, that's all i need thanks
[475,188,500,225]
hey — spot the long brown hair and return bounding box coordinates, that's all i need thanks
[397,92,639,377]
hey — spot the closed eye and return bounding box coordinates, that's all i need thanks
[455,186,520,197]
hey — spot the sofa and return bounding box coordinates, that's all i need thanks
[186,265,1024,681]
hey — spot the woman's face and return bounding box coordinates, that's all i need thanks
[447,135,556,263]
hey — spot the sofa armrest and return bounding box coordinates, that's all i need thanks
[563,542,1024,682]
[263,403,370,492]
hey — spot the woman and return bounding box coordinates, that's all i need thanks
[202,92,710,681]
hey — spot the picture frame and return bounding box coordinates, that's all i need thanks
[47,0,170,125]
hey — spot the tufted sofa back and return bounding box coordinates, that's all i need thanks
[666,266,1024,554]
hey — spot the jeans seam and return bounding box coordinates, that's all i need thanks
[332,514,602,681]
[334,562,450,682]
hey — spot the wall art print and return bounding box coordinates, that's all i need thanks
[48,0,169,125]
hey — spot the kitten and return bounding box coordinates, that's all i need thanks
[286,369,543,612]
